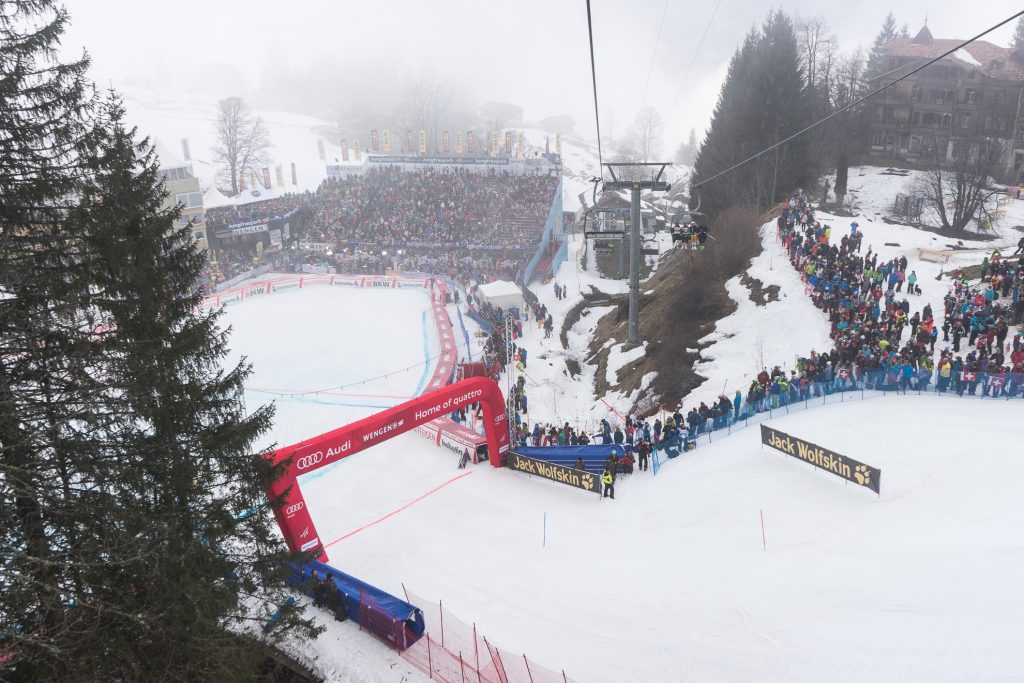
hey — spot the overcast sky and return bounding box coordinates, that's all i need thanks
[62,1,1022,154]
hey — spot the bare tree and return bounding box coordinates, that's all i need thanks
[213,97,271,195]
[796,16,836,93]
[916,142,1003,233]
[630,107,663,163]
[400,79,452,153]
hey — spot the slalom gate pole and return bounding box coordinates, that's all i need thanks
[760,509,767,550]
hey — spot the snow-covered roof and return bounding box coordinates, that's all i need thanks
[203,185,235,209]
[152,137,186,169]
[954,48,982,68]
[478,280,522,300]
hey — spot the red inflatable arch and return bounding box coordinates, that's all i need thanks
[267,376,510,562]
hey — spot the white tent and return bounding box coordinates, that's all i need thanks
[477,280,524,312]
[203,186,235,210]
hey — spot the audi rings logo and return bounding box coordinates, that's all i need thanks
[296,452,324,470]
[285,502,304,516]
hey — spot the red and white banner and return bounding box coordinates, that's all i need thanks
[371,129,380,152]
[414,417,486,463]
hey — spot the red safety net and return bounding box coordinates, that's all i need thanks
[402,589,580,683]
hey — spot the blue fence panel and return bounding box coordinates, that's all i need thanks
[522,177,563,285]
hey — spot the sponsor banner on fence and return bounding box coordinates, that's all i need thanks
[371,129,379,152]
[341,140,349,161]
[508,451,601,494]
[760,425,881,494]
[467,130,475,153]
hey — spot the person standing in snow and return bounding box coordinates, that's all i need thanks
[602,468,614,499]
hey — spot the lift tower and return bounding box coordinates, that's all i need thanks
[602,162,671,348]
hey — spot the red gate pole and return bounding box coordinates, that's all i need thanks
[426,634,433,679]
[473,623,481,673]
[523,654,535,683]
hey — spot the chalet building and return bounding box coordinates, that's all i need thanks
[868,25,1024,182]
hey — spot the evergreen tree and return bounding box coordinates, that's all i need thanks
[1012,17,1024,49]
[692,11,810,215]
[864,12,901,83]
[0,2,110,675]
[63,97,317,681]
[1,3,316,677]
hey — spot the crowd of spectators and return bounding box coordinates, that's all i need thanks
[200,166,558,291]
[512,188,1024,472]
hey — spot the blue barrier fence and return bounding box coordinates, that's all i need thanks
[522,178,563,285]
[518,370,1024,478]
[454,306,472,361]
[512,444,626,474]
[465,306,495,335]
[649,369,1024,475]
[288,560,425,650]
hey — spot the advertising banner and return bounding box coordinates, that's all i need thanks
[353,139,361,162]
[262,167,271,189]
[760,425,881,494]
[467,130,475,153]
[455,130,463,154]
[504,131,512,154]
[508,451,601,494]
[442,130,450,153]
[275,164,285,187]
[406,129,414,152]
[341,139,349,162]
[418,130,427,154]
[556,132,562,155]
[491,130,499,155]
[291,162,297,185]
[269,228,282,248]
[383,129,391,153]
[371,129,379,152]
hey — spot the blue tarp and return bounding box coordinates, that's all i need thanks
[289,560,425,645]
[513,444,626,473]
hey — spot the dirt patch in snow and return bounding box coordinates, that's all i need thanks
[739,272,780,306]
[587,208,765,414]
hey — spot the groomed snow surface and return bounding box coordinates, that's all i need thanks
[223,284,1024,683]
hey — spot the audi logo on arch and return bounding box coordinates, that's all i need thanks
[296,452,324,470]
[285,502,304,516]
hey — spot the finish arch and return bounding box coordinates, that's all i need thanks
[267,376,510,562]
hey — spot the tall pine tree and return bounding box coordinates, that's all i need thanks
[66,96,316,681]
[1,3,317,678]
[0,1,111,675]
[692,11,810,215]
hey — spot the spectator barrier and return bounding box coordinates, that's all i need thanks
[650,371,1024,475]
[289,560,424,651]
[214,264,274,292]
[511,444,626,473]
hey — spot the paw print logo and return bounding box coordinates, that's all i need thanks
[582,473,595,490]
[854,465,871,486]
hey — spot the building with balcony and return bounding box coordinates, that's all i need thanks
[154,140,208,251]
[867,26,1024,182]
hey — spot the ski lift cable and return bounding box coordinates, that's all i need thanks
[694,8,1024,191]
[639,0,671,112]
[665,0,725,120]
[585,0,605,178]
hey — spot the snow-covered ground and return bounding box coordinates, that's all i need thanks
[221,283,438,451]
[291,393,1024,683]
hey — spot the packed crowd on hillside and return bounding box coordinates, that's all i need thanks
[308,167,555,250]
[201,167,557,291]
[506,188,1024,475]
